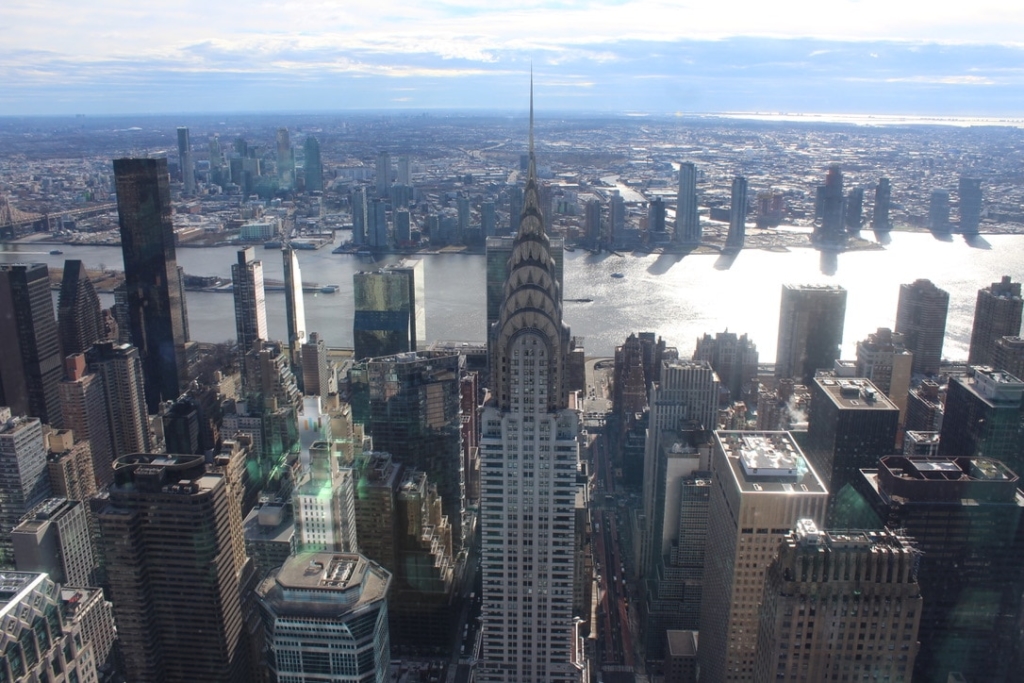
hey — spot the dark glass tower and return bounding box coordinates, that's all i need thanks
[895,278,949,376]
[303,135,323,192]
[113,157,190,412]
[0,263,63,426]
[58,259,104,356]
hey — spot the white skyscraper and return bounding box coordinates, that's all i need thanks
[676,161,700,245]
[0,408,50,566]
[478,84,585,683]
[283,245,307,352]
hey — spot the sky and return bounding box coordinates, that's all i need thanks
[2,0,1023,117]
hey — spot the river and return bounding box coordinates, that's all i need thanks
[4,233,1023,361]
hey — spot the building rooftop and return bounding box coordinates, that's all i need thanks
[259,552,391,617]
[243,503,294,545]
[666,629,699,658]
[963,366,1024,403]
[814,377,900,411]
[715,430,828,493]
[864,455,1024,506]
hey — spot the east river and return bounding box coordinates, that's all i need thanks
[4,232,1024,361]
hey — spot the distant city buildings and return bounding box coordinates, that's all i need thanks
[676,162,700,245]
[726,176,748,249]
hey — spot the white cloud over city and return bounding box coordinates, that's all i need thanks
[2,0,1023,115]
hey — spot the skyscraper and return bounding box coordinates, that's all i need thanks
[640,361,719,578]
[693,330,758,403]
[675,162,700,245]
[13,497,96,587]
[58,259,104,355]
[256,552,392,683]
[397,154,411,186]
[86,341,152,460]
[0,408,50,566]
[895,278,949,376]
[349,351,465,549]
[805,377,899,520]
[698,431,828,681]
[114,157,190,412]
[303,134,323,192]
[351,186,368,245]
[301,332,330,398]
[98,454,255,682]
[486,234,564,335]
[232,246,268,354]
[59,354,114,489]
[929,189,950,233]
[177,126,195,195]
[352,260,424,360]
[0,262,64,426]
[844,186,864,232]
[282,245,307,354]
[775,284,847,384]
[478,87,584,682]
[482,200,497,238]
[872,177,892,230]
[815,164,845,245]
[854,455,1024,681]
[584,198,602,246]
[958,175,982,235]
[376,151,391,197]
[727,175,748,249]
[854,327,913,420]
[753,521,922,683]
[993,335,1024,378]
[276,127,294,189]
[938,366,1024,474]
[968,276,1023,367]
[648,195,666,236]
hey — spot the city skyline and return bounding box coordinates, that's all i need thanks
[3,1,1024,116]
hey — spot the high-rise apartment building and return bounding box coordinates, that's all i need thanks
[481,200,497,238]
[993,335,1024,378]
[854,328,913,420]
[0,409,50,566]
[351,186,368,245]
[294,440,358,553]
[44,429,98,501]
[478,95,585,682]
[753,520,922,683]
[352,260,424,360]
[958,176,982,235]
[775,284,847,384]
[13,497,95,587]
[0,263,64,427]
[727,175,748,249]
[58,259,104,355]
[114,157,191,412]
[86,341,152,459]
[98,454,255,682]
[698,431,828,681]
[938,366,1024,474]
[376,151,391,197]
[641,361,718,578]
[232,246,268,353]
[872,177,892,230]
[806,377,899,519]
[256,552,392,683]
[177,126,195,195]
[648,195,667,236]
[276,127,293,189]
[301,332,330,398]
[282,245,307,353]
[895,278,949,376]
[929,189,950,233]
[854,455,1024,682]
[59,354,114,488]
[303,134,323,192]
[397,155,411,186]
[968,276,1023,367]
[676,162,700,245]
[815,165,845,245]
[693,330,758,403]
[845,186,864,231]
